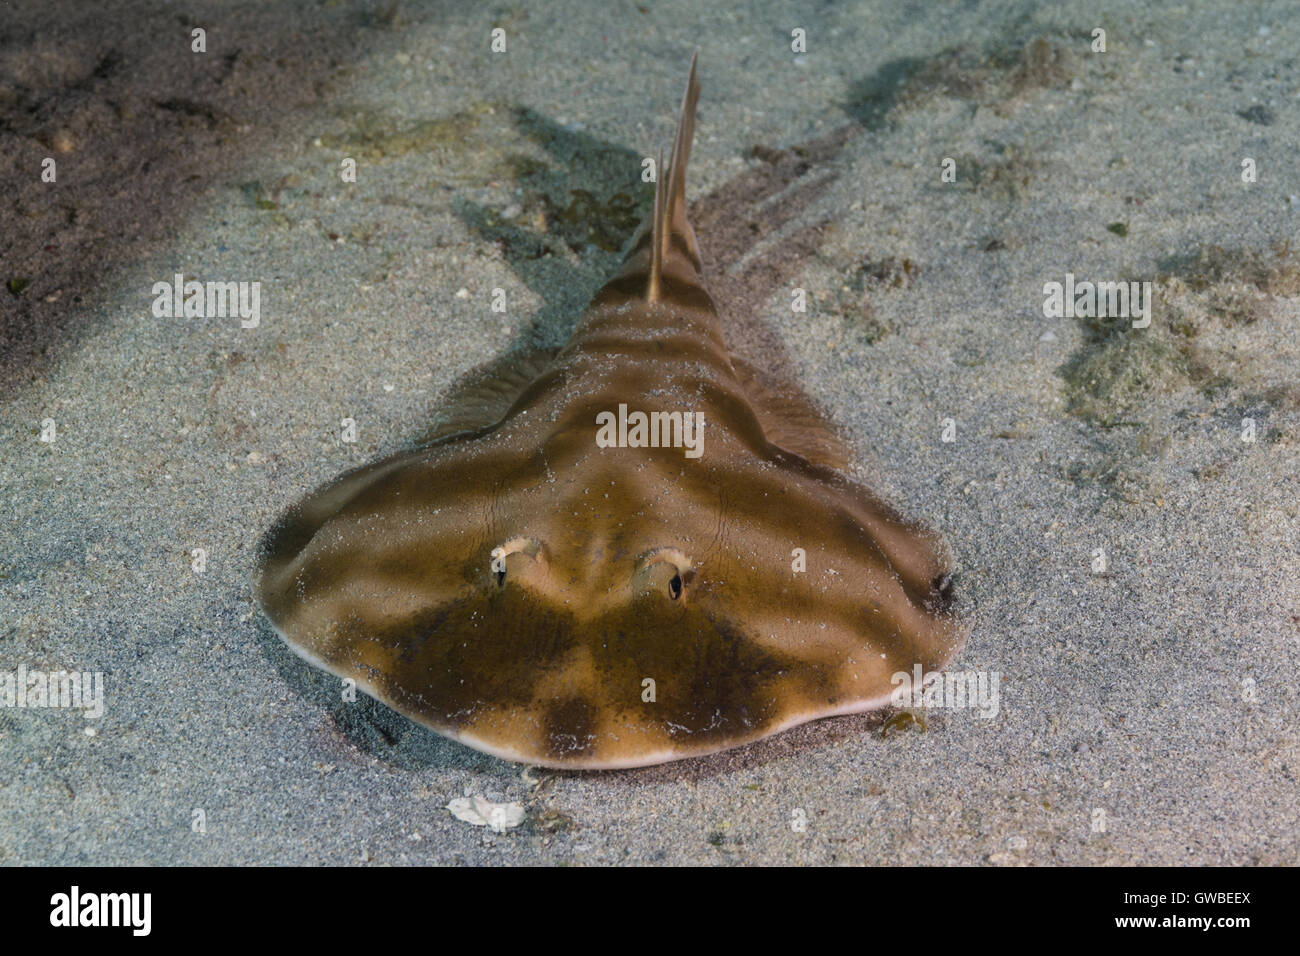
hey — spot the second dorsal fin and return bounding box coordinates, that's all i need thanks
[648,51,702,302]
[590,53,707,310]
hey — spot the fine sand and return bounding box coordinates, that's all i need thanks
[1,0,1297,864]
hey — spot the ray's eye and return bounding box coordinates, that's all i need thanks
[637,547,693,602]
[489,537,545,589]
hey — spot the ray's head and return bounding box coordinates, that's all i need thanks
[255,433,962,769]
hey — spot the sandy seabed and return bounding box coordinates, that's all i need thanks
[1,0,1297,864]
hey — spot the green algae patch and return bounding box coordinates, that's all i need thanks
[1161,242,1300,323]
[1061,323,1191,426]
[492,111,651,254]
[239,182,278,210]
[1061,242,1300,427]
[1007,35,1075,94]
[963,144,1040,200]
[549,188,644,252]
[320,104,491,163]
[881,710,928,738]
[825,254,920,346]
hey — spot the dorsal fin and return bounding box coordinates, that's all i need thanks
[589,54,708,310]
[648,51,702,302]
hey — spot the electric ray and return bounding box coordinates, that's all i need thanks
[255,55,965,769]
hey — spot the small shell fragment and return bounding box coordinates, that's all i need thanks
[446,796,526,833]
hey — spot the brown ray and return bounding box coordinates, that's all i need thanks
[255,55,965,769]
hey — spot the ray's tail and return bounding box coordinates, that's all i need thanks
[594,52,711,310]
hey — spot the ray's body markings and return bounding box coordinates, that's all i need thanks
[254,55,966,769]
